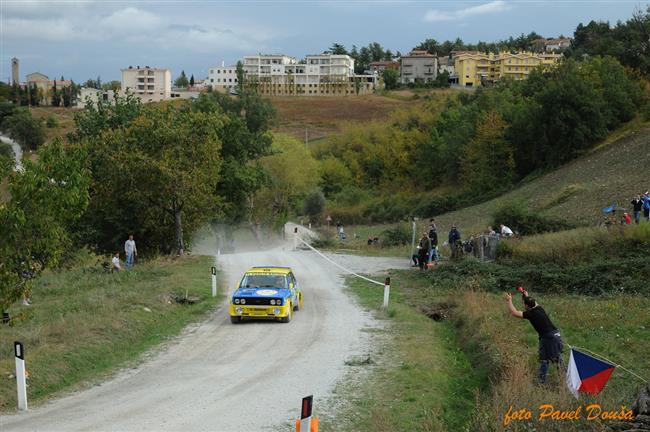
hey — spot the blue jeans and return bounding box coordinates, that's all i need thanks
[125,252,134,269]
[634,211,641,224]
[428,246,439,263]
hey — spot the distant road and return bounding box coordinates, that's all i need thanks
[1,225,406,431]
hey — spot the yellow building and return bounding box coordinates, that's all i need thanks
[454,51,561,87]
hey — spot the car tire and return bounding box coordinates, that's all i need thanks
[293,297,300,312]
[280,306,292,323]
[230,316,241,324]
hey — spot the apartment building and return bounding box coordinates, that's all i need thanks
[241,54,377,96]
[400,50,438,84]
[121,66,171,102]
[453,51,561,87]
[208,64,239,93]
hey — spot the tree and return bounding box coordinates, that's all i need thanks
[29,83,39,106]
[415,38,440,55]
[71,91,143,142]
[51,80,61,106]
[174,70,189,88]
[460,111,515,193]
[2,108,45,150]
[235,61,245,93]
[303,189,326,223]
[87,105,224,255]
[0,139,90,313]
[382,69,399,90]
[102,80,121,92]
[190,74,195,87]
[328,43,348,55]
[318,156,352,197]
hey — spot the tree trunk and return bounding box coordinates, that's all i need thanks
[174,209,184,256]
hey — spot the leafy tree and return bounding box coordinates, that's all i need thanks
[328,43,348,55]
[0,139,90,312]
[190,74,195,87]
[51,80,61,106]
[174,70,189,88]
[236,61,245,92]
[102,80,121,91]
[2,108,45,150]
[71,91,143,142]
[382,68,399,90]
[86,106,224,255]
[0,141,13,178]
[29,83,40,106]
[460,111,515,192]
[415,38,440,55]
[318,156,352,197]
[303,189,326,223]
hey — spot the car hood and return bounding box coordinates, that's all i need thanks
[233,287,292,298]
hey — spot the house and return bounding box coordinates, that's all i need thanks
[25,72,72,105]
[121,66,171,103]
[368,61,399,74]
[452,51,562,87]
[241,53,377,96]
[208,63,239,93]
[400,50,438,84]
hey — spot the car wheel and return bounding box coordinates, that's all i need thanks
[230,316,241,324]
[280,305,292,323]
[293,297,300,312]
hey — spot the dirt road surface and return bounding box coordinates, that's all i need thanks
[1,227,407,431]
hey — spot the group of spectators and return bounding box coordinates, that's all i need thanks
[630,193,650,224]
[412,221,516,269]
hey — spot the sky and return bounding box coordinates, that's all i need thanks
[0,0,645,83]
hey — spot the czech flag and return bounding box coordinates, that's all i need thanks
[566,348,616,398]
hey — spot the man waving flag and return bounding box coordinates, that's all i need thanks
[566,348,616,398]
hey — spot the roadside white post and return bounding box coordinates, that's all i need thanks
[410,217,417,262]
[299,395,313,432]
[382,277,391,310]
[14,341,27,411]
[211,266,217,297]
[293,227,299,251]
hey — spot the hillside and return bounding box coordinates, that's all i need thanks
[431,119,650,235]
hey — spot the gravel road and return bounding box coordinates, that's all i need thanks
[1,226,407,432]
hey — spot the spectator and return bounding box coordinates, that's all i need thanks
[336,221,346,240]
[428,223,439,265]
[111,252,122,272]
[448,224,461,259]
[643,192,650,222]
[623,212,632,225]
[505,290,563,384]
[411,248,420,267]
[631,195,644,224]
[124,234,137,270]
[487,226,496,236]
[500,224,514,237]
[418,232,431,270]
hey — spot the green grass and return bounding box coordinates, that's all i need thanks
[0,254,223,411]
[321,272,488,432]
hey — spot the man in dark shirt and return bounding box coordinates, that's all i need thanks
[632,196,644,224]
[505,290,563,383]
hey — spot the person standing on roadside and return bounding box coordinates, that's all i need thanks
[124,234,137,270]
[632,195,643,224]
[643,192,650,222]
[428,222,439,265]
[418,232,431,270]
[505,289,563,384]
[448,224,461,259]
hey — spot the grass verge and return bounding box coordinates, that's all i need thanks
[0,254,223,411]
[321,272,488,431]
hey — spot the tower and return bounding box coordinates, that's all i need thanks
[11,58,19,85]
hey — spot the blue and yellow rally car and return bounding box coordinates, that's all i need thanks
[229,267,303,324]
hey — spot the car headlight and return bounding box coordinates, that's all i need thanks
[270,299,276,305]
[276,298,282,306]
[234,298,240,304]
[273,308,280,315]
[240,298,246,305]
[235,307,243,314]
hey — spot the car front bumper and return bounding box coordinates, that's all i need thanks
[229,303,291,318]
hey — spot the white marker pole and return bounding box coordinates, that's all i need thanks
[14,341,27,411]
[382,277,391,310]
[211,266,217,297]
[300,395,313,432]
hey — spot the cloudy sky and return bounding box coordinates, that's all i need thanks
[0,0,643,83]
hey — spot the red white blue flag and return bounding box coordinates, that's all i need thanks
[566,348,616,398]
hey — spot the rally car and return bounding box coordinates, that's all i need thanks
[229,267,303,324]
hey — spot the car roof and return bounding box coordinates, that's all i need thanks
[246,266,293,275]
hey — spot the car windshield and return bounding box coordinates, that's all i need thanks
[240,274,288,289]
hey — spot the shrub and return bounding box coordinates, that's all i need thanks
[46,116,59,128]
[303,189,325,223]
[491,201,574,235]
[380,225,411,247]
[2,109,45,150]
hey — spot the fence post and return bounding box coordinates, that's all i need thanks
[211,266,217,297]
[14,341,27,411]
[383,277,391,309]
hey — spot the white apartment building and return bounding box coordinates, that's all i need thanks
[242,54,377,96]
[208,63,239,93]
[121,66,171,103]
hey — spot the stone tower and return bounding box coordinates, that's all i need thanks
[11,58,19,85]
